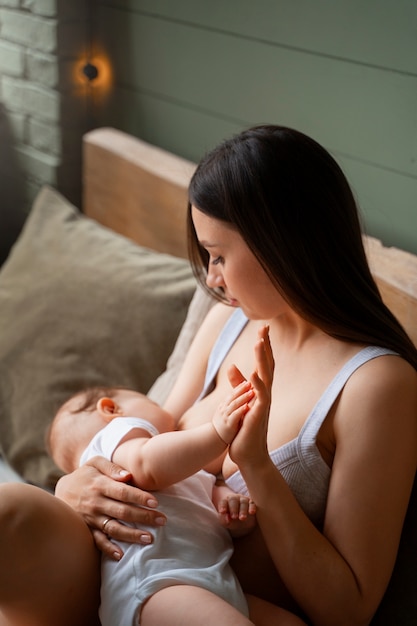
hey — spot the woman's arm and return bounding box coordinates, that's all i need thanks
[230,329,417,626]
[163,302,235,421]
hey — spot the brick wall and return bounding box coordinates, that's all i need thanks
[0,0,91,210]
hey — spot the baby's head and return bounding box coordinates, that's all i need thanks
[47,387,174,473]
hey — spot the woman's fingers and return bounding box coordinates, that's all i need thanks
[228,326,274,397]
[255,325,275,385]
[92,528,124,560]
[92,507,167,560]
[96,491,167,529]
[55,459,168,549]
[92,525,152,561]
[85,454,133,481]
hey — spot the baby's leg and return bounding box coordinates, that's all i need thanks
[246,594,308,625]
[0,483,100,626]
[141,585,255,626]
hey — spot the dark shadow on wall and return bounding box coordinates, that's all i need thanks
[0,104,27,267]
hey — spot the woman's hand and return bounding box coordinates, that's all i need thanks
[54,456,167,560]
[228,325,274,469]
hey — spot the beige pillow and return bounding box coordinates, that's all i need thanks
[0,186,195,489]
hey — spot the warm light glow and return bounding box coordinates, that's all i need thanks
[74,52,113,94]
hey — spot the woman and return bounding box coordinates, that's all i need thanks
[1,125,416,626]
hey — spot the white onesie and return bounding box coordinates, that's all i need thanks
[80,417,248,626]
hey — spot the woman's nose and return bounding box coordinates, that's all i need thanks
[206,264,223,289]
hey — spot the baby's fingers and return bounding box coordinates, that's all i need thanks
[220,382,254,422]
[228,386,254,416]
[236,495,257,520]
[219,495,256,521]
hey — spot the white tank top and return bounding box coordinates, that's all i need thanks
[199,308,398,528]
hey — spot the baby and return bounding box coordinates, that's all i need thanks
[48,383,257,626]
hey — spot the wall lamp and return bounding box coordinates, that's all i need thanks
[74,53,112,92]
[82,61,99,82]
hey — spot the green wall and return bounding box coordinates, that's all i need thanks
[94,0,417,254]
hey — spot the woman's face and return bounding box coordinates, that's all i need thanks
[191,206,285,320]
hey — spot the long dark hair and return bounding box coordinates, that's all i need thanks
[187,125,417,369]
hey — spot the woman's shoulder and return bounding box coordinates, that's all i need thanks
[178,302,237,361]
[347,351,417,396]
[163,303,237,417]
[337,351,417,435]
[194,301,242,342]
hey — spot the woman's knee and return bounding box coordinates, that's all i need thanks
[0,483,46,543]
[0,481,99,566]
[0,482,100,624]
[0,482,75,549]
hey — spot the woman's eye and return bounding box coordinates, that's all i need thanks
[211,256,224,266]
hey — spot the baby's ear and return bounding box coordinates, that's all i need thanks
[96,397,122,422]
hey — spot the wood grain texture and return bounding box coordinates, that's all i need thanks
[83,127,195,258]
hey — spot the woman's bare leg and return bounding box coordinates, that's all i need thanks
[0,483,100,626]
[141,585,255,626]
[246,594,308,625]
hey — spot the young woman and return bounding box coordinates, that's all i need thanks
[1,125,416,626]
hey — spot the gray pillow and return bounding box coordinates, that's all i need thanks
[0,186,195,489]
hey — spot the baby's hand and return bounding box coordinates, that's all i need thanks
[217,493,257,537]
[212,381,254,445]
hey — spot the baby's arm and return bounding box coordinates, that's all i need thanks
[212,480,257,537]
[112,381,254,491]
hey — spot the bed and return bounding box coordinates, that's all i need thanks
[0,127,416,623]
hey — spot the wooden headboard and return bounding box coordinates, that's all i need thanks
[83,127,195,259]
[83,127,417,346]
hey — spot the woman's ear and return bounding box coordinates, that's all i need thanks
[96,397,122,422]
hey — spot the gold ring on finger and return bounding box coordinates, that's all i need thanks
[102,517,113,534]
